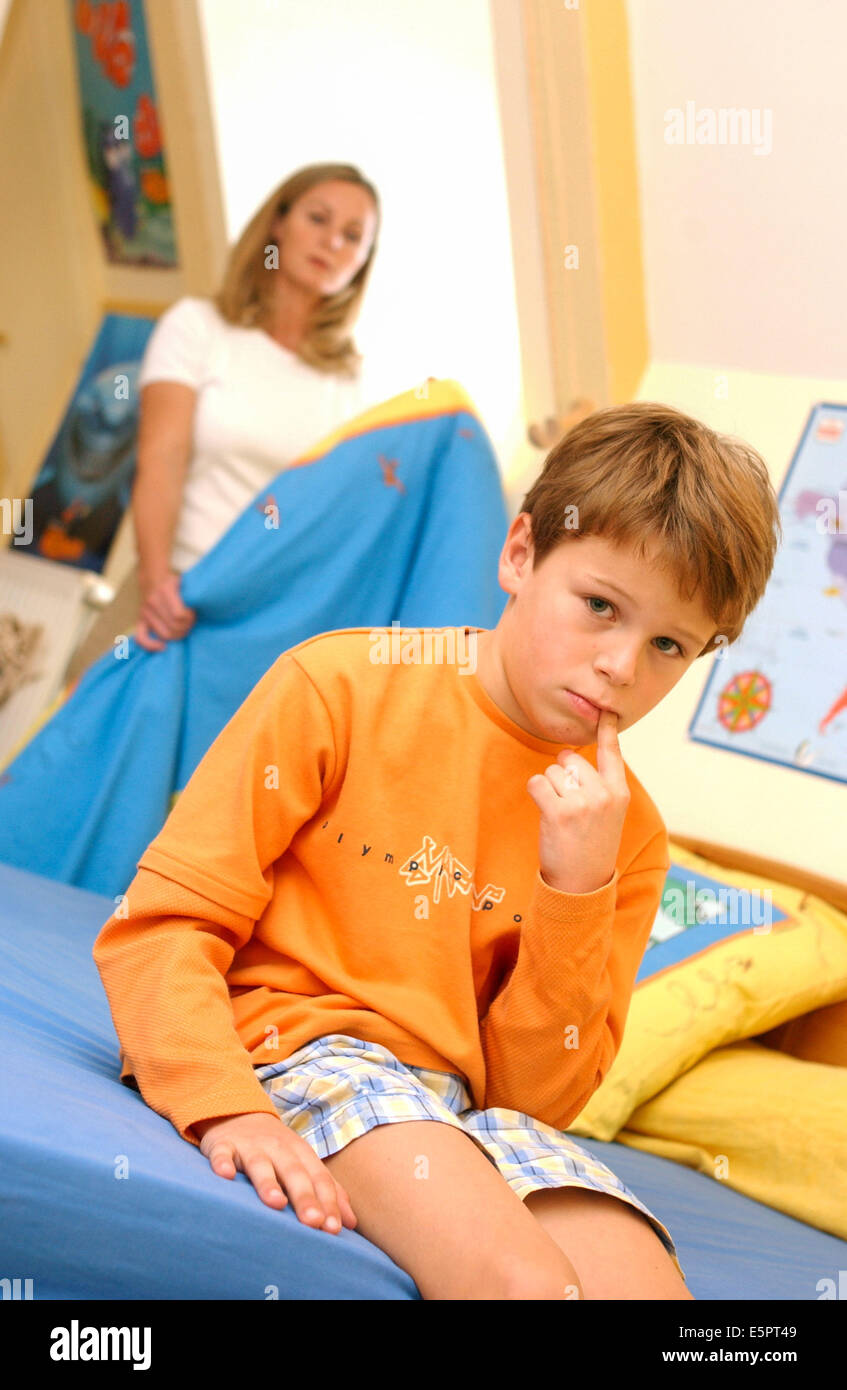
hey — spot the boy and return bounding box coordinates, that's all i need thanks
[93,402,781,1301]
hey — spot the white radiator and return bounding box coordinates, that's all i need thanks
[0,548,114,768]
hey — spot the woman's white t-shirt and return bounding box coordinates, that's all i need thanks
[137,296,382,573]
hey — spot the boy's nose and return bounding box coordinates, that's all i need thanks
[595,649,639,686]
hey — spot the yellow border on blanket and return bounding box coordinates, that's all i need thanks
[287,378,478,470]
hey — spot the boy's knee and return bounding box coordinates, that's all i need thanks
[496,1251,585,1302]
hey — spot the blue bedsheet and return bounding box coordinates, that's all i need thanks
[0,382,508,900]
[2,861,844,1301]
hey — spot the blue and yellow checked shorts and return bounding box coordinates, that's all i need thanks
[255,1032,685,1282]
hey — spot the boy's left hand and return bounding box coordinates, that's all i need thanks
[526,709,630,895]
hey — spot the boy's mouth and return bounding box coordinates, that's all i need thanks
[564,688,617,718]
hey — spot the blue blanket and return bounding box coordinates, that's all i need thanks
[0,381,508,899]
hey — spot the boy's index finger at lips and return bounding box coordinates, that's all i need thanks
[596,708,627,775]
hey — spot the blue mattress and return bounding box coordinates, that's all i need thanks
[2,860,844,1301]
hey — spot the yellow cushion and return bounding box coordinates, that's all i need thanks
[615,1039,847,1240]
[566,841,847,1141]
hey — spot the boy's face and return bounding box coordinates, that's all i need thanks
[480,515,719,745]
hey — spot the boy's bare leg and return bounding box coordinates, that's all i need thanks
[525,1187,694,1300]
[321,1119,583,1300]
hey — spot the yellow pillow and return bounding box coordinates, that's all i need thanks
[565,841,847,1141]
[616,1039,847,1240]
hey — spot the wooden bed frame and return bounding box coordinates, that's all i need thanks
[670,832,847,915]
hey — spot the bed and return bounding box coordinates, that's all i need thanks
[2,858,845,1301]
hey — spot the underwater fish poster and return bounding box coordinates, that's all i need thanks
[69,0,178,267]
[689,402,847,786]
[15,312,156,573]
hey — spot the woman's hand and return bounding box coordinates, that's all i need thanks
[526,709,630,895]
[135,570,197,652]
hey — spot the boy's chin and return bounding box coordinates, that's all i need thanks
[535,715,595,747]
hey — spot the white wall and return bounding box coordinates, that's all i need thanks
[621,0,847,882]
[195,0,526,480]
[625,0,847,377]
[624,360,847,883]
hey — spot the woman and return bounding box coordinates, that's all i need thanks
[65,162,381,681]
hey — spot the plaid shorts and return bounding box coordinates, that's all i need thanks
[254,1032,685,1283]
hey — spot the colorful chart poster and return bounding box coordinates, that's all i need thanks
[69,0,178,267]
[16,313,156,573]
[689,402,847,785]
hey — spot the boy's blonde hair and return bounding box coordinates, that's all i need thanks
[214,162,380,380]
[520,402,783,656]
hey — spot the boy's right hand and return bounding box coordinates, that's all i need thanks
[193,1112,357,1235]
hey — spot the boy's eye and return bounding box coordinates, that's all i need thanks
[586,596,612,615]
[584,596,684,656]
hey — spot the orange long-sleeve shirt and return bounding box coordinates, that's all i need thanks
[92,626,670,1148]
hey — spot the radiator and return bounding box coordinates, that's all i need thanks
[0,548,114,767]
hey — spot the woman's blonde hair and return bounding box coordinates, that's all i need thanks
[520,401,783,656]
[213,162,380,379]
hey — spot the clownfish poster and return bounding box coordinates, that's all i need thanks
[68,0,178,267]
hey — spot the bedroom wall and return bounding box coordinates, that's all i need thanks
[0,0,227,590]
[617,0,847,883]
[195,0,530,487]
[625,0,847,380]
